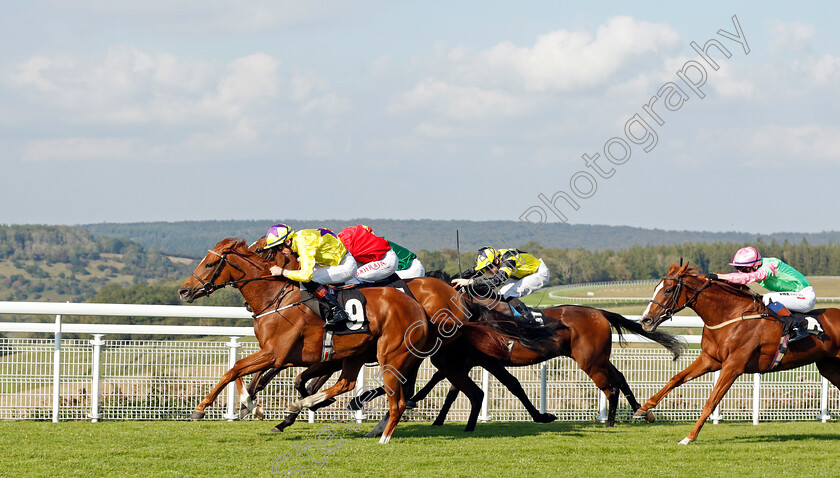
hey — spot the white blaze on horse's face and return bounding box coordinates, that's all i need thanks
[642,281,665,319]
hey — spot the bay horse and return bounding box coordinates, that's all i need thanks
[233,238,559,432]
[635,262,840,445]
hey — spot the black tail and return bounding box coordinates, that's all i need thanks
[464,301,565,355]
[602,310,685,361]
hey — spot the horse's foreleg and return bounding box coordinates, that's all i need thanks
[272,359,365,433]
[192,349,275,419]
[407,369,447,407]
[634,353,720,421]
[681,362,744,445]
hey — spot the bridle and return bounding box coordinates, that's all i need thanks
[191,247,289,294]
[648,275,712,322]
[191,245,313,319]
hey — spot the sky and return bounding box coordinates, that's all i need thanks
[1,1,839,234]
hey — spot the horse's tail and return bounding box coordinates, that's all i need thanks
[601,310,685,361]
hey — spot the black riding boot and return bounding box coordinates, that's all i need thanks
[304,282,348,328]
[508,298,537,324]
[787,317,810,342]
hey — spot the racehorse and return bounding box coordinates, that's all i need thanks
[635,262,840,445]
[233,238,559,432]
[179,238,516,442]
[180,238,497,443]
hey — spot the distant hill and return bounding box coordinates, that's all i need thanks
[82,219,840,258]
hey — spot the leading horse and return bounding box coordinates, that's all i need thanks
[635,262,840,444]
[179,238,514,442]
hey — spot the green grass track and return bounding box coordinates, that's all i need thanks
[2,420,839,477]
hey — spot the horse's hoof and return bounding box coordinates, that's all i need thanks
[405,400,416,410]
[347,399,362,411]
[431,421,444,427]
[254,405,264,420]
[534,412,557,423]
[190,411,206,420]
[269,426,283,433]
[644,411,655,423]
[678,437,694,445]
[238,407,250,420]
[633,409,652,421]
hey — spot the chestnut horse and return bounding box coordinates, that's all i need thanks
[179,238,513,441]
[233,239,558,432]
[179,238,429,443]
[635,262,840,445]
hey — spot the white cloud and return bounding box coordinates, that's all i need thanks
[390,78,538,121]
[454,16,680,93]
[390,17,680,124]
[5,46,350,162]
[770,20,816,50]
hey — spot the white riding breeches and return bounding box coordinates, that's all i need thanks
[762,286,817,313]
[350,249,399,284]
[396,258,426,280]
[311,254,358,285]
[498,260,550,299]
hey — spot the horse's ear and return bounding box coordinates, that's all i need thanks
[679,257,684,267]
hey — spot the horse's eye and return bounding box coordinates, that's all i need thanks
[205,262,216,269]
[664,288,672,293]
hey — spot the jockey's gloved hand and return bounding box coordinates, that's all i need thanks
[706,273,718,280]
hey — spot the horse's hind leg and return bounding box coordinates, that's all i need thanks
[606,362,652,423]
[579,362,619,427]
[432,384,461,426]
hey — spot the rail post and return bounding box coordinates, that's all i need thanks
[752,373,760,425]
[223,337,241,421]
[52,312,62,423]
[479,369,490,422]
[820,377,831,423]
[355,366,365,423]
[711,370,722,424]
[539,362,547,414]
[89,334,105,423]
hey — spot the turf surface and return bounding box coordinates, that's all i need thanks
[2,419,838,477]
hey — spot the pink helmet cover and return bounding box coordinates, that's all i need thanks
[729,246,761,267]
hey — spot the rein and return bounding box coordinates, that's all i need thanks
[193,247,314,319]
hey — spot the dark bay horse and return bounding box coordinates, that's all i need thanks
[635,262,840,445]
[234,239,558,432]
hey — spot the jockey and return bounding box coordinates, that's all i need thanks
[708,246,814,341]
[451,246,550,322]
[388,240,426,279]
[264,224,357,327]
[338,225,399,283]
